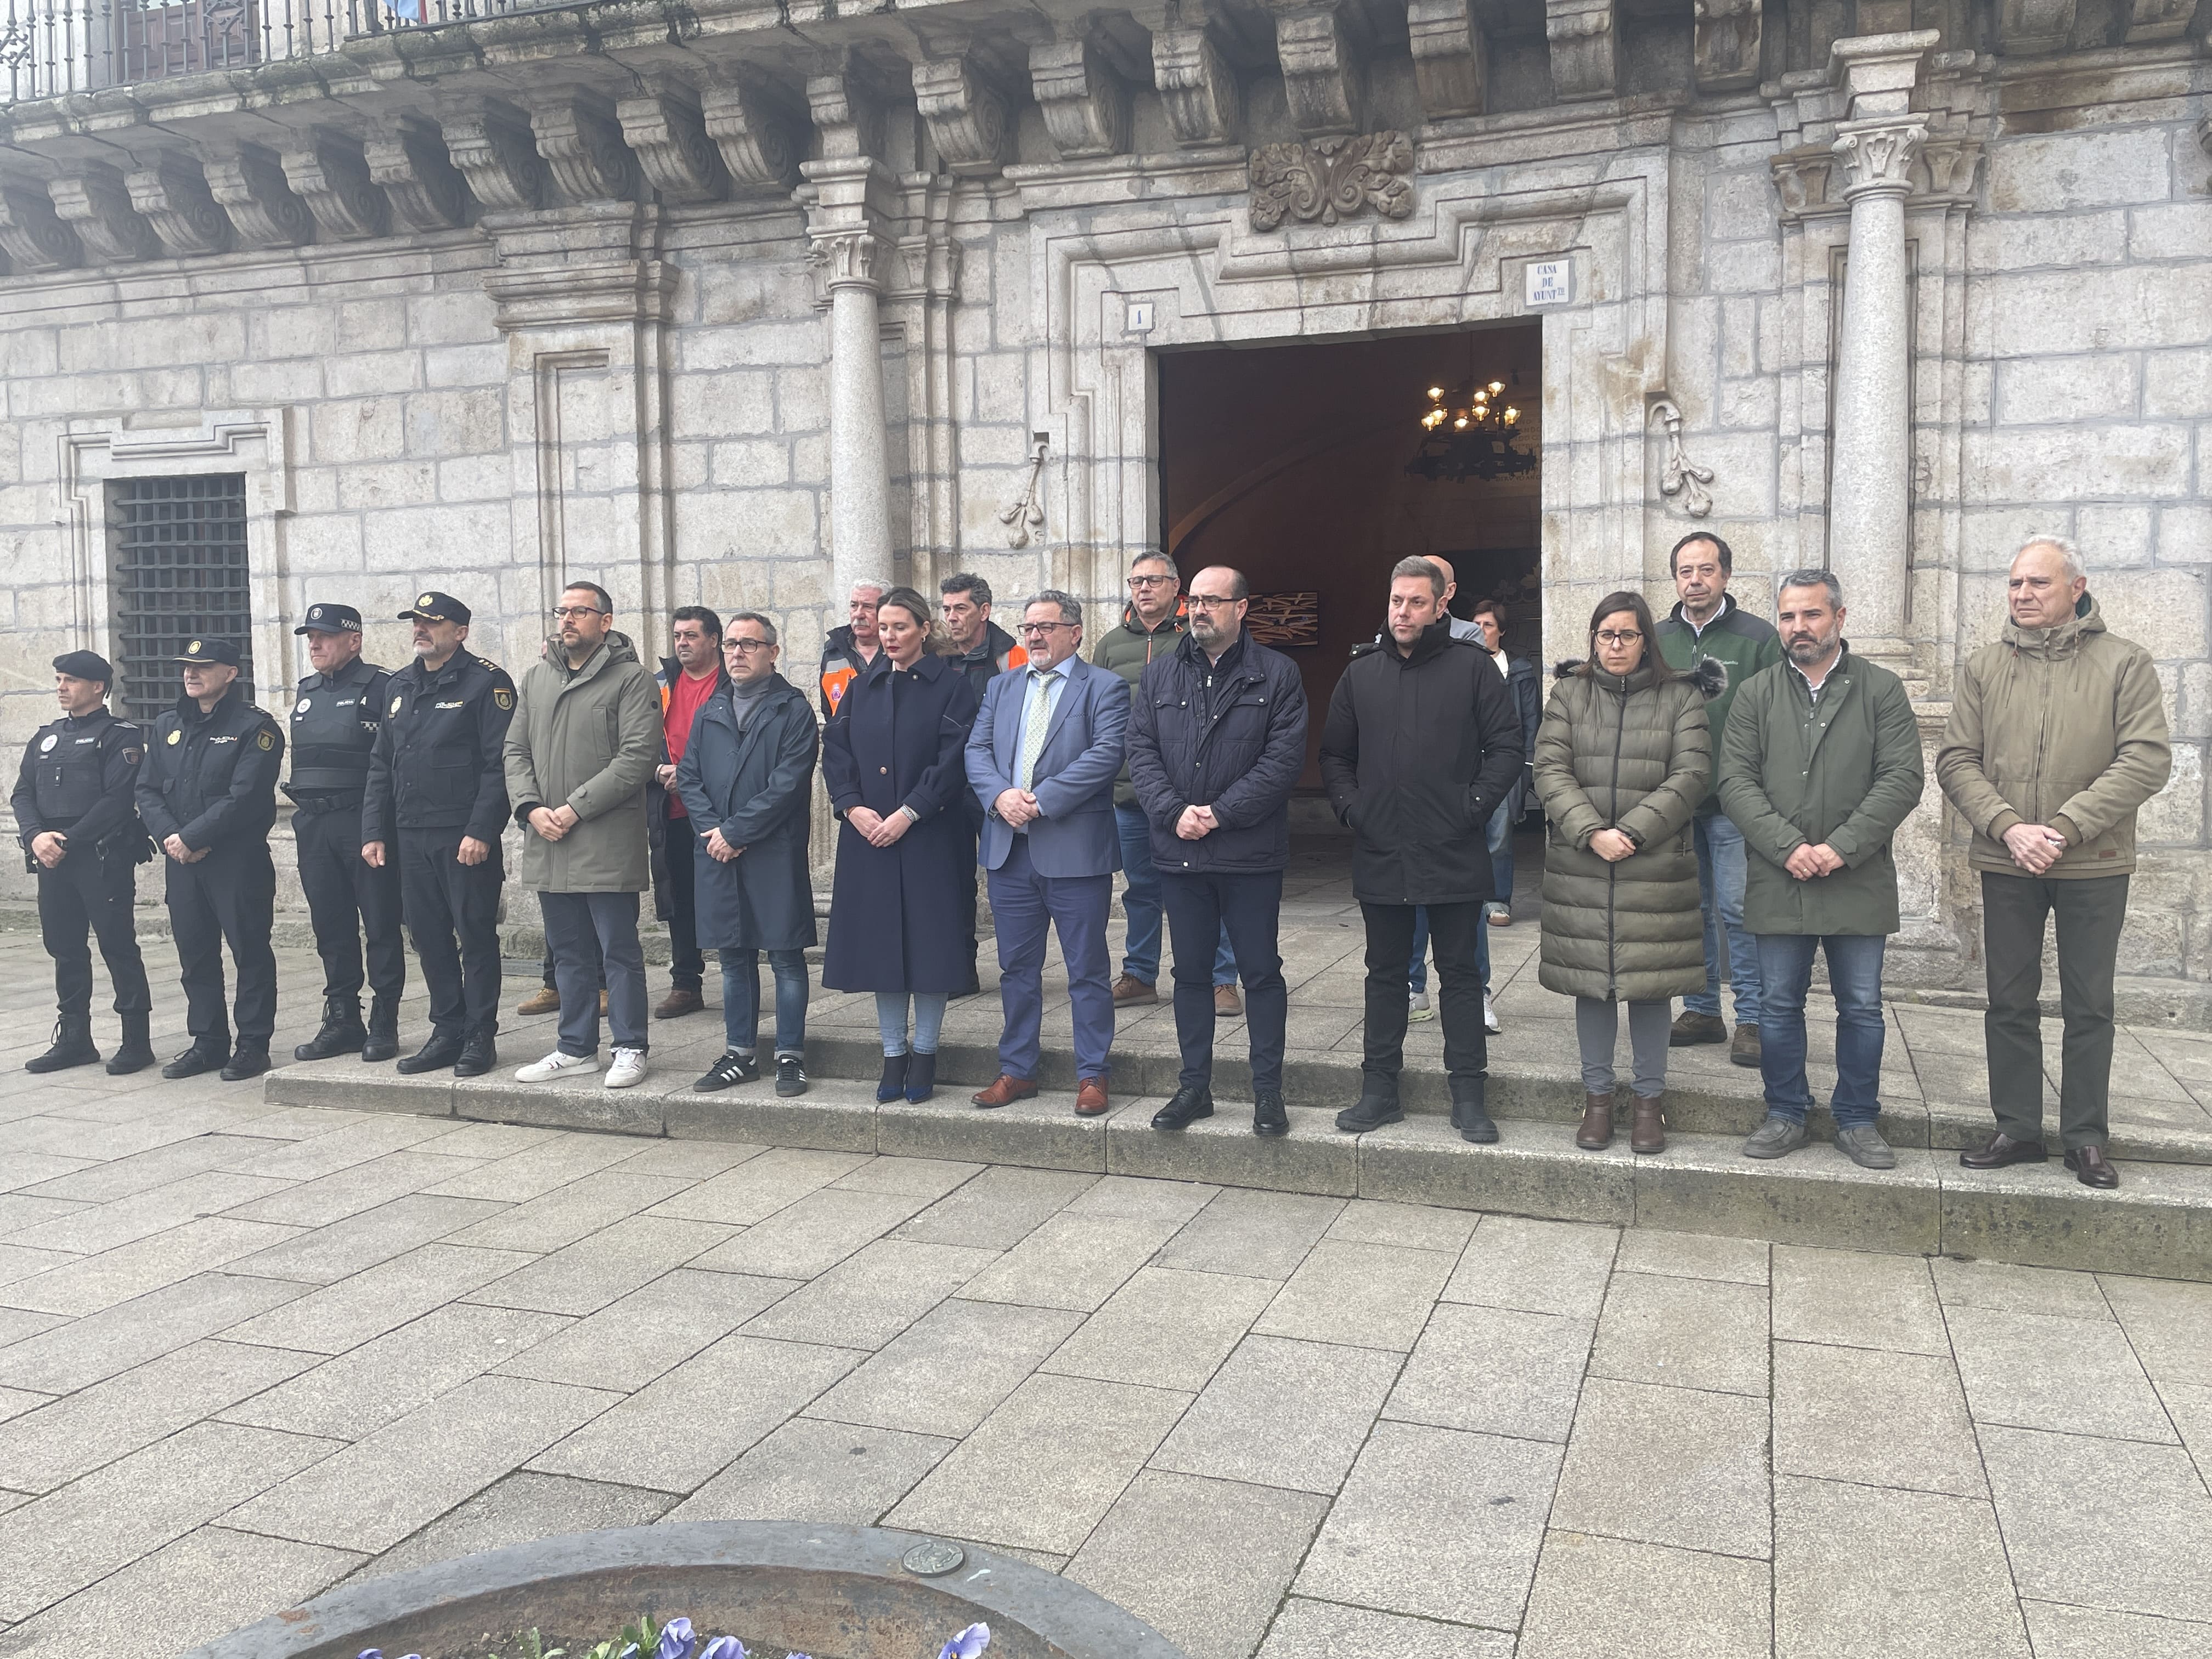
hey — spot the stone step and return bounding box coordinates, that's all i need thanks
[265,1057,2212,1283]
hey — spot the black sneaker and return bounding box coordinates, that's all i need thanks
[694,1050,760,1092]
[775,1054,808,1097]
[1335,1088,1404,1134]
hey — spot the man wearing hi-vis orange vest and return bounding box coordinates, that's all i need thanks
[818,578,889,716]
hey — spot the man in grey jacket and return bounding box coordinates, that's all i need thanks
[504,581,663,1090]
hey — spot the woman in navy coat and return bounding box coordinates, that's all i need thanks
[821,586,983,1104]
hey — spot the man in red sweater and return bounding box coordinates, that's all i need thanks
[652,607,727,1018]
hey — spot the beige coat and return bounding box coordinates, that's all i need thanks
[1936,597,2170,879]
[503,634,662,893]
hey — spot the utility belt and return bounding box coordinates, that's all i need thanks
[287,792,365,817]
[24,825,155,873]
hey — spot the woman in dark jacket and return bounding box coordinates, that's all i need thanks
[821,587,983,1104]
[673,615,820,1097]
[1532,590,1713,1156]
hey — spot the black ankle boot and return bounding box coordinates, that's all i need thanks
[1452,1076,1498,1143]
[221,1042,271,1082]
[25,1015,99,1074]
[455,1028,499,1078]
[877,1052,911,1103]
[106,1012,156,1076]
[362,996,400,1063]
[294,997,366,1062]
[904,1051,938,1104]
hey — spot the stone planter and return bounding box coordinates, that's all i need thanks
[186,1523,1186,1659]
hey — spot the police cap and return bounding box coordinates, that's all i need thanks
[52,650,113,685]
[174,638,242,667]
[398,591,471,625]
[295,603,364,636]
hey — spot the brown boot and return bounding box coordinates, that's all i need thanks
[655,987,705,1019]
[516,985,560,1016]
[1112,974,1158,1007]
[1576,1092,1615,1151]
[1630,1093,1668,1155]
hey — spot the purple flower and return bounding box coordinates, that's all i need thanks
[700,1640,747,1659]
[657,1618,696,1659]
[939,1627,991,1659]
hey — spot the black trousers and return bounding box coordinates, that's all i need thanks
[664,803,703,990]
[1362,899,1487,1086]
[39,848,151,1019]
[294,799,404,1006]
[167,843,277,1048]
[400,827,504,1041]
[1161,868,1288,1093]
[1983,870,2129,1150]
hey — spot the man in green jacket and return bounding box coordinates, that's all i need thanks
[504,581,664,1092]
[1937,536,2171,1188]
[1656,532,1782,1067]
[1718,571,1923,1169]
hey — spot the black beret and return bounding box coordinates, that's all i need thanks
[53,651,112,685]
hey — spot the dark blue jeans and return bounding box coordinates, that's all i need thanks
[1756,933,1887,1127]
[721,947,809,1058]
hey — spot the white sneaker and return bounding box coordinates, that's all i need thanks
[1408,989,1434,1023]
[604,1047,649,1089]
[1484,992,1502,1035]
[515,1049,600,1084]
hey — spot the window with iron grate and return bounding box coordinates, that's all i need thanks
[110,475,253,725]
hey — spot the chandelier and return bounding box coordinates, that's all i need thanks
[1406,375,1537,483]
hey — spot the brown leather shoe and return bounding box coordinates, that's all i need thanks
[1111,974,1158,1007]
[1630,1093,1667,1155]
[1076,1077,1110,1116]
[2064,1145,2119,1188]
[971,1074,1039,1110]
[655,988,705,1020]
[1959,1131,2048,1170]
[1214,984,1242,1017]
[1576,1091,1615,1151]
[1729,1024,1762,1068]
[516,986,560,1016]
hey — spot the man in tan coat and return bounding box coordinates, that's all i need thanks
[1937,536,2171,1188]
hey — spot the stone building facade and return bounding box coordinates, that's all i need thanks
[0,0,2205,1013]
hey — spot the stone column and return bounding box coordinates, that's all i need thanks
[819,227,895,597]
[1825,32,1934,665]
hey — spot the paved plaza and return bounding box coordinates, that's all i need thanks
[2,908,2212,1659]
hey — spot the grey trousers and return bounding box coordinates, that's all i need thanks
[1576,996,1672,1098]
[540,889,649,1057]
[1982,870,2128,1150]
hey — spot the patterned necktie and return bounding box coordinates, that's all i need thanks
[1018,669,1059,791]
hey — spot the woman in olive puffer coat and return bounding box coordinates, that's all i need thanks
[1533,590,1716,1155]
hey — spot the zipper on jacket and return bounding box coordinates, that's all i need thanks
[1606,678,1626,998]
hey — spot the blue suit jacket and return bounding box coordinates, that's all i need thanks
[966,653,1128,877]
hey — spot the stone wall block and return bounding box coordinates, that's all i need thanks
[1995,356,2137,425]
[1962,424,2193,504]
[1152,25,1244,148]
[1966,212,2125,276]
[2159,505,2212,567]
[2072,504,2155,566]
[2087,567,2209,662]
[311,398,408,464]
[2138,742,2205,845]
[2129,203,2212,264]
[1987,129,2170,214]
[670,370,777,438]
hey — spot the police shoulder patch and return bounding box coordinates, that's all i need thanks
[390,695,404,716]
[257,730,275,751]
[39,733,56,752]
[123,748,140,765]
[493,688,514,710]
[166,730,181,746]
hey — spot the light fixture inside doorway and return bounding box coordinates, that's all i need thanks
[1407,364,1537,484]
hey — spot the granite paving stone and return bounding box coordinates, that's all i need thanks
[465,1216,734,1317]
[688,1186,928,1279]
[1041,1265,1277,1393]
[826,1156,984,1200]
[1444,1215,1620,1318]
[738,1240,1001,1349]
[1065,1470,1329,1659]
[0,1194,93,1235]
[664,1417,955,1526]
[646,1147,872,1226]
[2019,1602,2212,1658]
[19,1169,294,1256]
[1,1217,302,1317]
[1252,1239,1454,1351]
[1588,1271,1769,1397]
[494,1268,795,1391]
[219,1243,540,1355]
[0,1385,50,1424]
[1150,1333,1401,1495]
[1930,1256,2113,1319]
[420,1133,673,1203]
[1946,1304,2176,1442]
[218,1115,469,1182]
[1062,1173,1220,1224]
[1612,1228,1771,1285]
[440,1172,698,1255]
[220,1194,510,1284]
[1322,1198,1480,1254]
[1519,1530,1771,1659]
[0,1244,81,1287]
[1255,1599,1514,1659]
[1772,1340,1985,1497]
[1549,1377,1773,1559]
[220,1152,491,1230]
[1770,1244,1948,1354]
[1293,1420,1560,1630]
[2095,1273,2212,1380]
[1151,1187,1344,1279]
[0,1272,306,1393]
[0,1153,100,1194]
[807,1298,1082,1438]
[890,1165,1097,1248]
[611,1139,772,1181]
[347,1472,674,1584]
[2160,1378,2212,1476]
[1385,1301,1594,1443]
[957,1212,1184,1313]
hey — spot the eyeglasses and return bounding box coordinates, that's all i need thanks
[726,637,775,653]
[1019,621,1075,637]
[1127,574,1175,589]
[1187,595,1240,611]
[1596,630,1643,646]
[550,606,604,620]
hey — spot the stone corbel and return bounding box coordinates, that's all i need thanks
[202,143,315,250]
[529,94,641,207]
[1545,0,1617,103]
[125,155,233,257]
[1995,0,2074,53]
[1271,5,1366,137]
[0,184,84,272]
[1916,135,1980,199]
[1152,24,1244,148]
[1692,0,1762,93]
[2123,0,2195,43]
[1030,36,1133,160]
[1649,400,1714,517]
[912,52,1016,177]
[441,101,547,214]
[698,75,803,195]
[280,130,391,241]
[1406,0,1487,122]
[806,63,888,163]
[365,117,471,232]
[48,166,159,263]
[1769,146,1833,219]
[616,82,732,204]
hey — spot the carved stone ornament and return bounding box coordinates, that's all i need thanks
[810,227,893,291]
[1832,117,1926,200]
[617,86,731,204]
[1692,0,1762,92]
[2125,0,2196,40]
[441,104,547,214]
[1996,0,2074,53]
[1545,0,1617,101]
[365,117,470,232]
[281,131,391,241]
[1249,130,1413,232]
[1030,37,1132,160]
[1769,145,1833,219]
[48,166,158,262]
[1273,7,1365,137]
[125,155,233,257]
[530,95,641,207]
[202,143,314,250]
[1406,0,1486,121]
[1153,25,1244,149]
[912,55,1014,178]
[699,77,801,193]
[1917,136,1982,198]
[0,184,83,271]
[1649,399,1714,518]
[806,67,887,163]
[997,437,1048,549]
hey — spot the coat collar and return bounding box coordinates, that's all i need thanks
[1383,617,1458,668]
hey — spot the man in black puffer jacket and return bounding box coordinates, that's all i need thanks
[1126,566,1308,1137]
[1320,557,1526,1141]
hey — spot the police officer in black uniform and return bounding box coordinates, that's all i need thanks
[364,591,516,1078]
[286,603,405,1064]
[134,638,286,1081]
[11,651,156,1075]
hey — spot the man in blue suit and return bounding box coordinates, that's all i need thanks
[966,590,1130,1116]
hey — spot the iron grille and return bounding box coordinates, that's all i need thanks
[111,474,252,725]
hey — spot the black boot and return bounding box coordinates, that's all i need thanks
[361,996,401,1063]
[397,1032,464,1075]
[1452,1076,1498,1143]
[221,1042,272,1082]
[1334,1081,1404,1133]
[294,996,366,1062]
[25,1015,99,1074]
[455,1027,498,1078]
[106,1012,156,1076]
[877,1051,911,1103]
[162,1040,230,1080]
[904,1051,938,1104]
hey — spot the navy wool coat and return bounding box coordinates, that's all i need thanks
[821,652,982,993]
[672,673,819,952]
